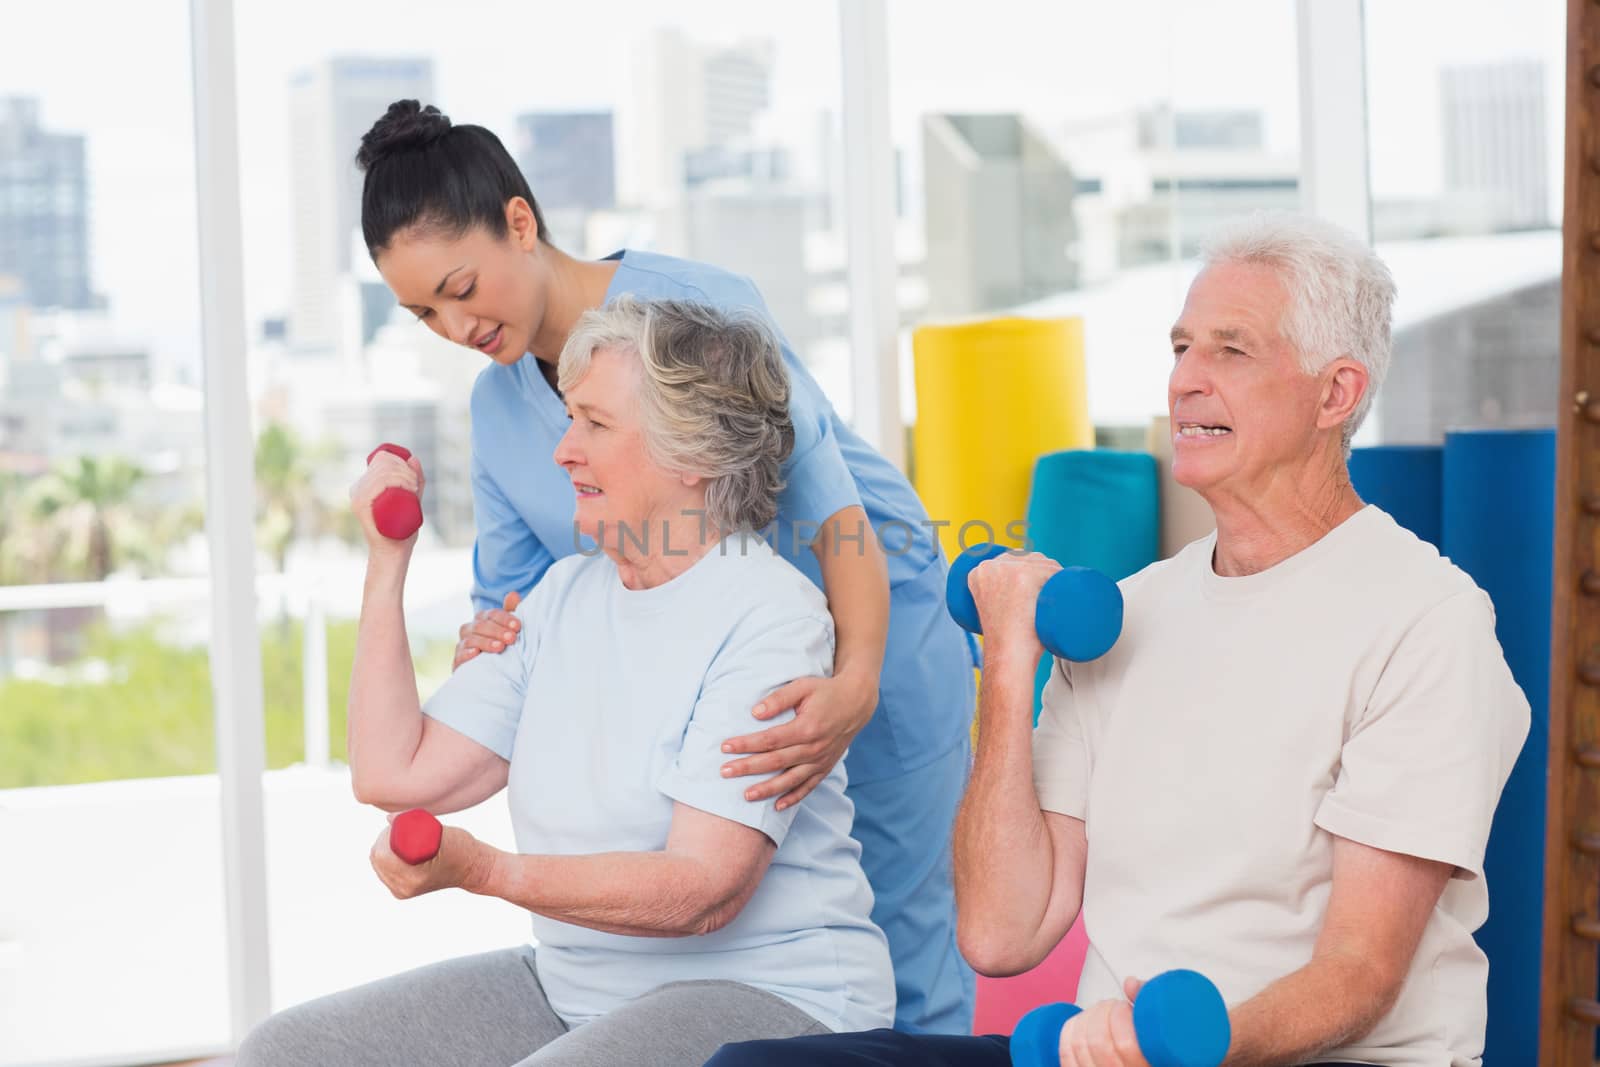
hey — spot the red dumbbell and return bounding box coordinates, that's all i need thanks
[366,443,424,540]
[390,808,442,865]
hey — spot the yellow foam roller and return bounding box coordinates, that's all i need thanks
[912,316,1092,565]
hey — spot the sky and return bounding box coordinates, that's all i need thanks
[0,0,1569,389]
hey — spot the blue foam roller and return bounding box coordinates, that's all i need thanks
[1133,969,1232,1067]
[1025,450,1158,718]
[1440,428,1554,1067]
[1036,567,1123,663]
[1009,1001,1081,1067]
[1026,450,1159,581]
[1348,445,1443,548]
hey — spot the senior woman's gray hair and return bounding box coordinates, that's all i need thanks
[558,296,795,533]
[1201,212,1397,451]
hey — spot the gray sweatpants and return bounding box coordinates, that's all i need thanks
[234,946,831,1067]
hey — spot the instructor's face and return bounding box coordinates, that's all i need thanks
[376,223,541,367]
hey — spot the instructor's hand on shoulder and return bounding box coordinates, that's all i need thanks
[454,590,521,670]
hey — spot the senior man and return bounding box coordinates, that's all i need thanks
[709,213,1530,1066]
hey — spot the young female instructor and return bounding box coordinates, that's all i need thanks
[356,100,975,1034]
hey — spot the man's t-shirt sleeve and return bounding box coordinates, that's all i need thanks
[1033,658,1090,819]
[1315,590,1531,879]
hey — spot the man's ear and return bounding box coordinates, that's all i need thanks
[1318,358,1369,433]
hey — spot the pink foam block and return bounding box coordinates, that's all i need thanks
[972,916,1090,1036]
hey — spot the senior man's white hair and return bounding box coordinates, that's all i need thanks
[1201,212,1398,450]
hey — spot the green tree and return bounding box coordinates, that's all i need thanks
[255,422,344,576]
[25,455,148,581]
[0,617,454,788]
[0,469,32,584]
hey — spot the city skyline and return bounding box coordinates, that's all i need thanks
[0,98,93,312]
[0,0,1567,390]
[287,56,436,352]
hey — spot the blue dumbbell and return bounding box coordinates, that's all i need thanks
[946,542,1123,662]
[1010,969,1231,1067]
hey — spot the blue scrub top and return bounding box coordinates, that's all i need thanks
[466,249,973,780]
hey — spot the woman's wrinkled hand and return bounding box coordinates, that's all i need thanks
[348,449,425,557]
[369,821,494,900]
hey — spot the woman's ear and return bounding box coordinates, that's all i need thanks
[506,197,540,251]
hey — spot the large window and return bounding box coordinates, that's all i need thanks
[1365,0,1564,444]
[0,3,232,1064]
[885,0,1301,438]
[0,3,1571,1062]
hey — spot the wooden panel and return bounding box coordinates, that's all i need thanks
[1541,1,1600,1063]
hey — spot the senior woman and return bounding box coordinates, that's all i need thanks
[235,296,895,1067]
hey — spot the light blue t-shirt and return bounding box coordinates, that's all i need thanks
[423,533,896,1033]
[467,249,974,782]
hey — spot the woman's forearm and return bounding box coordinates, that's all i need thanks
[469,848,759,938]
[813,505,889,686]
[348,553,426,803]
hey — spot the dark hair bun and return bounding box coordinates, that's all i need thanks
[357,100,452,171]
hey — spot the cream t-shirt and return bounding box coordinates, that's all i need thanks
[1033,506,1529,1066]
